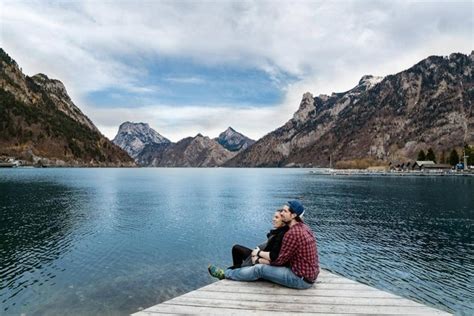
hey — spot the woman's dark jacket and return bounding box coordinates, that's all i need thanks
[263,225,289,262]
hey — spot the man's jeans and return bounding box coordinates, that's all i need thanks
[224,264,313,289]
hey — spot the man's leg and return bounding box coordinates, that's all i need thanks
[256,265,313,289]
[225,264,313,290]
[224,265,260,281]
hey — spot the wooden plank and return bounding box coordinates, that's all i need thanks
[211,278,349,288]
[178,290,422,307]
[202,280,402,298]
[134,305,362,315]
[199,287,404,298]
[131,269,452,315]
[213,280,381,291]
[314,278,361,284]
[155,298,449,315]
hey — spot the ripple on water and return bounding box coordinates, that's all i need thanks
[0,169,473,315]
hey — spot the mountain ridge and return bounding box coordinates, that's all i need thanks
[112,122,255,166]
[226,52,473,167]
[3,48,471,168]
[138,133,236,167]
[0,48,135,166]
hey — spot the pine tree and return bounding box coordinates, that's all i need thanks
[417,150,426,161]
[426,148,436,163]
[440,151,446,164]
[449,149,459,166]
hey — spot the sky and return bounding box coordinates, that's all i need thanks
[1,0,472,141]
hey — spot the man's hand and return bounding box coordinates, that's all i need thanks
[253,256,270,265]
[251,247,260,257]
[251,255,258,264]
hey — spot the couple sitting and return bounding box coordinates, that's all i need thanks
[208,200,319,289]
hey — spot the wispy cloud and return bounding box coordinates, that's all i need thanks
[1,0,472,140]
[122,84,160,94]
[164,76,206,84]
[85,102,286,143]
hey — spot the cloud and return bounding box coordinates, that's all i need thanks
[164,76,206,84]
[86,103,284,142]
[1,0,472,140]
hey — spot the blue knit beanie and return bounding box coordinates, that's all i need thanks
[286,200,305,217]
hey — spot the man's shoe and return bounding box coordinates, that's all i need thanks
[208,265,225,280]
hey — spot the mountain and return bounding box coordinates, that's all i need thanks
[138,133,236,167]
[0,48,134,166]
[226,52,473,167]
[215,127,255,152]
[113,121,170,160]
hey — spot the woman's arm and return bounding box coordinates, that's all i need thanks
[251,254,270,265]
[251,248,271,261]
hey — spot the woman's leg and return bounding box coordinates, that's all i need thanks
[231,244,252,268]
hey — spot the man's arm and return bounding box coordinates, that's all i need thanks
[271,230,299,266]
[251,248,271,261]
[258,250,271,261]
[251,255,270,265]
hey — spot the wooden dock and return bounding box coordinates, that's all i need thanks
[132,269,451,315]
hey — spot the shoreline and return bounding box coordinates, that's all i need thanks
[2,165,474,176]
[310,169,474,177]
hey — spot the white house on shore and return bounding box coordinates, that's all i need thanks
[413,161,451,171]
[390,160,453,171]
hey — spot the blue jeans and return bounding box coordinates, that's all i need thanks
[224,264,313,289]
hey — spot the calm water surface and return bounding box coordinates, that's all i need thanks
[0,168,473,315]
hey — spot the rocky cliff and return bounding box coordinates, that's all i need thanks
[113,121,170,160]
[138,133,236,167]
[226,52,473,167]
[215,127,255,152]
[0,48,135,166]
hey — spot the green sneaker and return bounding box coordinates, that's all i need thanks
[208,265,225,280]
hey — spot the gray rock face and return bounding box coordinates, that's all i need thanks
[226,52,473,167]
[113,122,170,159]
[293,92,316,124]
[358,75,384,90]
[31,74,99,133]
[139,134,236,167]
[215,127,255,152]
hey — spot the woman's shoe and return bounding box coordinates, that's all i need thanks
[208,265,225,280]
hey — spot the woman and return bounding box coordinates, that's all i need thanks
[208,210,288,279]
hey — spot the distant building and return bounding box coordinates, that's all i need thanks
[412,160,435,170]
[403,161,415,170]
[389,161,403,171]
[389,161,414,171]
[389,160,453,171]
[422,164,452,170]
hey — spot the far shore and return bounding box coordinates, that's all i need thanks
[309,168,474,177]
[1,164,473,176]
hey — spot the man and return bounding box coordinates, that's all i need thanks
[208,200,319,289]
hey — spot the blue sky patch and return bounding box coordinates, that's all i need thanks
[86,56,297,108]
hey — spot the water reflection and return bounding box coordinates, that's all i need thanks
[0,169,472,315]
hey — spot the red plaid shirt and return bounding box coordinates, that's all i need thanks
[271,222,319,282]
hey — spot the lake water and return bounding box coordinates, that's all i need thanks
[0,168,473,315]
